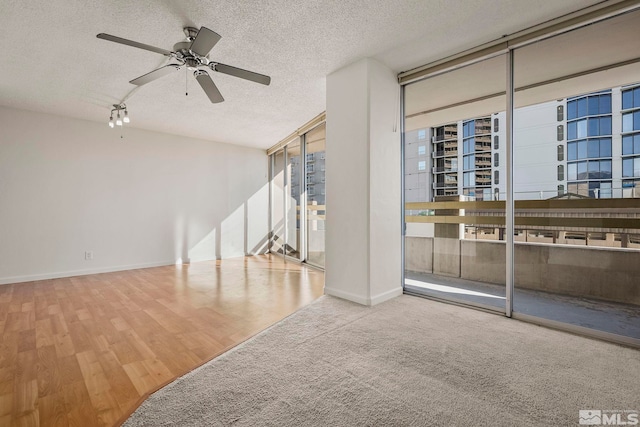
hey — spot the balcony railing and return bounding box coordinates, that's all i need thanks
[405,198,640,234]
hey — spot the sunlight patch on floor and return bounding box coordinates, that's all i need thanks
[405,278,505,300]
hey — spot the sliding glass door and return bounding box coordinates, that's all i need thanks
[285,140,301,260]
[403,54,507,312]
[511,9,640,340]
[268,120,326,268]
[270,150,285,255]
[305,123,326,268]
[402,7,640,344]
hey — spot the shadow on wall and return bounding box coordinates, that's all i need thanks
[0,107,272,284]
[176,182,271,263]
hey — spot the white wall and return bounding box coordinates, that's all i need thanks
[325,58,402,305]
[325,59,370,303]
[0,107,269,284]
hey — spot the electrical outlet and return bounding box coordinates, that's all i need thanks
[85,251,94,261]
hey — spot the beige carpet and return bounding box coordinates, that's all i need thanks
[124,295,640,426]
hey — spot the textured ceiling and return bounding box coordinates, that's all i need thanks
[0,0,604,149]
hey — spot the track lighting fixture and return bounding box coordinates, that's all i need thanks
[108,104,130,128]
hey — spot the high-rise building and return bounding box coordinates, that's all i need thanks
[405,84,640,202]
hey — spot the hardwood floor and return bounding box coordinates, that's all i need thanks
[0,255,324,426]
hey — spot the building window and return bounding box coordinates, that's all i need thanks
[622,112,640,133]
[557,185,565,196]
[463,172,475,187]
[494,170,499,185]
[567,159,612,180]
[566,91,613,197]
[557,164,564,181]
[494,135,499,150]
[567,92,612,120]
[418,129,426,140]
[493,117,499,132]
[418,160,426,171]
[557,105,564,121]
[557,145,564,161]
[557,125,563,141]
[622,86,640,110]
[494,188,500,200]
[567,138,611,160]
[494,153,499,167]
[418,145,426,155]
[622,134,640,155]
[463,154,475,170]
[622,158,640,178]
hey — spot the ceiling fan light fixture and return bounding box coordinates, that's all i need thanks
[108,104,129,129]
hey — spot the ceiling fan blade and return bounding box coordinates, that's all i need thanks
[97,33,173,56]
[189,27,221,57]
[213,63,271,86]
[194,71,224,103]
[130,64,181,86]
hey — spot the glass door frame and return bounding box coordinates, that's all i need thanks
[269,136,307,263]
[303,122,327,270]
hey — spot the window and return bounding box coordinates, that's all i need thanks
[494,170,499,185]
[463,172,475,187]
[463,137,474,154]
[494,153,499,167]
[622,111,640,133]
[567,92,611,119]
[463,154,475,170]
[493,117,499,132]
[493,135,499,150]
[557,145,564,161]
[463,120,474,138]
[557,125,564,141]
[567,138,611,160]
[418,129,426,140]
[557,105,564,121]
[622,87,640,110]
[623,134,640,155]
[623,158,640,178]
[557,164,564,181]
[418,160,426,171]
[557,184,565,196]
[418,145,426,155]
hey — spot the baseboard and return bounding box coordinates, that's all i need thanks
[369,287,403,306]
[324,287,370,305]
[324,286,403,306]
[0,260,177,286]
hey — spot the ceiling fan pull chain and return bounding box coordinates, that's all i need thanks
[185,66,188,96]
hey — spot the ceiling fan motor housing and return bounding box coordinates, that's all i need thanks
[183,27,199,42]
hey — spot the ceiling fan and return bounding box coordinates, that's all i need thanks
[97,26,271,103]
